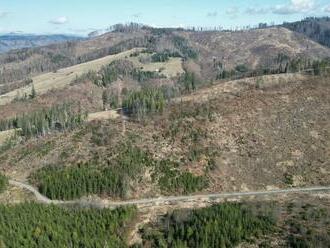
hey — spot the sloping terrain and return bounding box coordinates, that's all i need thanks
[0,48,185,106]
[0,29,150,86]
[128,56,184,78]
[0,22,329,247]
[136,195,330,247]
[0,23,329,200]
[1,13,330,247]
[1,25,330,90]
[0,73,329,198]
[283,17,330,48]
[186,27,330,79]
[0,48,144,105]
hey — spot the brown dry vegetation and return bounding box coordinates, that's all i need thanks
[0,25,330,202]
[128,55,184,77]
[0,80,102,120]
[155,75,330,193]
[0,129,17,146]
[0,48,144,106]
[0,22,330,248]
[2,26,330,91]
[187,27,330,79]
[0,73,329,200]
[0,31,148,83]
[0,50,184,122]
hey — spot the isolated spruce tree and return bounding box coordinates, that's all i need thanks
[0,173,8,193]
[102,90,109,110]
[30,84,36,99]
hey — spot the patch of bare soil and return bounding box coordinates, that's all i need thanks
[0,184,35,204]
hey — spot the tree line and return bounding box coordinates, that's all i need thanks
[216,57,330,80]
[31,140,208,200]
[122,88,166,119]
[0,203,136,247]
[283,17,330,48]
[32,164,126,200]
[156,160,208,194]
[172,36,198,60]
[140,203,276,248]
[151,50,181,62]
[31,143,153,200]
[91,60,165,88]
[178,71,198,93]
[0,103,87,138]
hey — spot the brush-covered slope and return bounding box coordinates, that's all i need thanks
[0,73,329,200]
[0,29,149,85]
[185,27,330,79]
[1,25,330,87]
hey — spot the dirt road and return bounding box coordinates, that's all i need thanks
[9,180,330,208]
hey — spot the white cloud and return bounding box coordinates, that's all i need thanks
[245,8,269,15]
[323,5,330,12]
[207,11,218,17]
[292,0,315,10]
[273,5,297,15]
[0,11,10,18]
[0,28,23,34]
[272,0,315,15]
[49,16,68,25]
[226,7,239,16]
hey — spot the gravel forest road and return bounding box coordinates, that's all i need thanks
[9,180,330,208]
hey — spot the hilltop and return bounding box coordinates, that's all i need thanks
[283,17,330,48]
[1,23,330,91]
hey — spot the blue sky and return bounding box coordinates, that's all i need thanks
[0,0,330,35]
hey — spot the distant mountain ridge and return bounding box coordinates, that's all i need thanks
[1,19,330,86]
[0,34,83,53]
[88,29,109,38]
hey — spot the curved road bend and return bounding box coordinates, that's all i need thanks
[9,180,330,207]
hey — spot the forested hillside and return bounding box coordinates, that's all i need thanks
[283,17,330,48]
[0,203,136,247]
[141,203,276,247]
[0,103,86,137]
[140,200,330,247]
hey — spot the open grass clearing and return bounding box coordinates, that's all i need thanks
[87,109,121,122]
[0,48,145,106]
[129,56,184,78]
